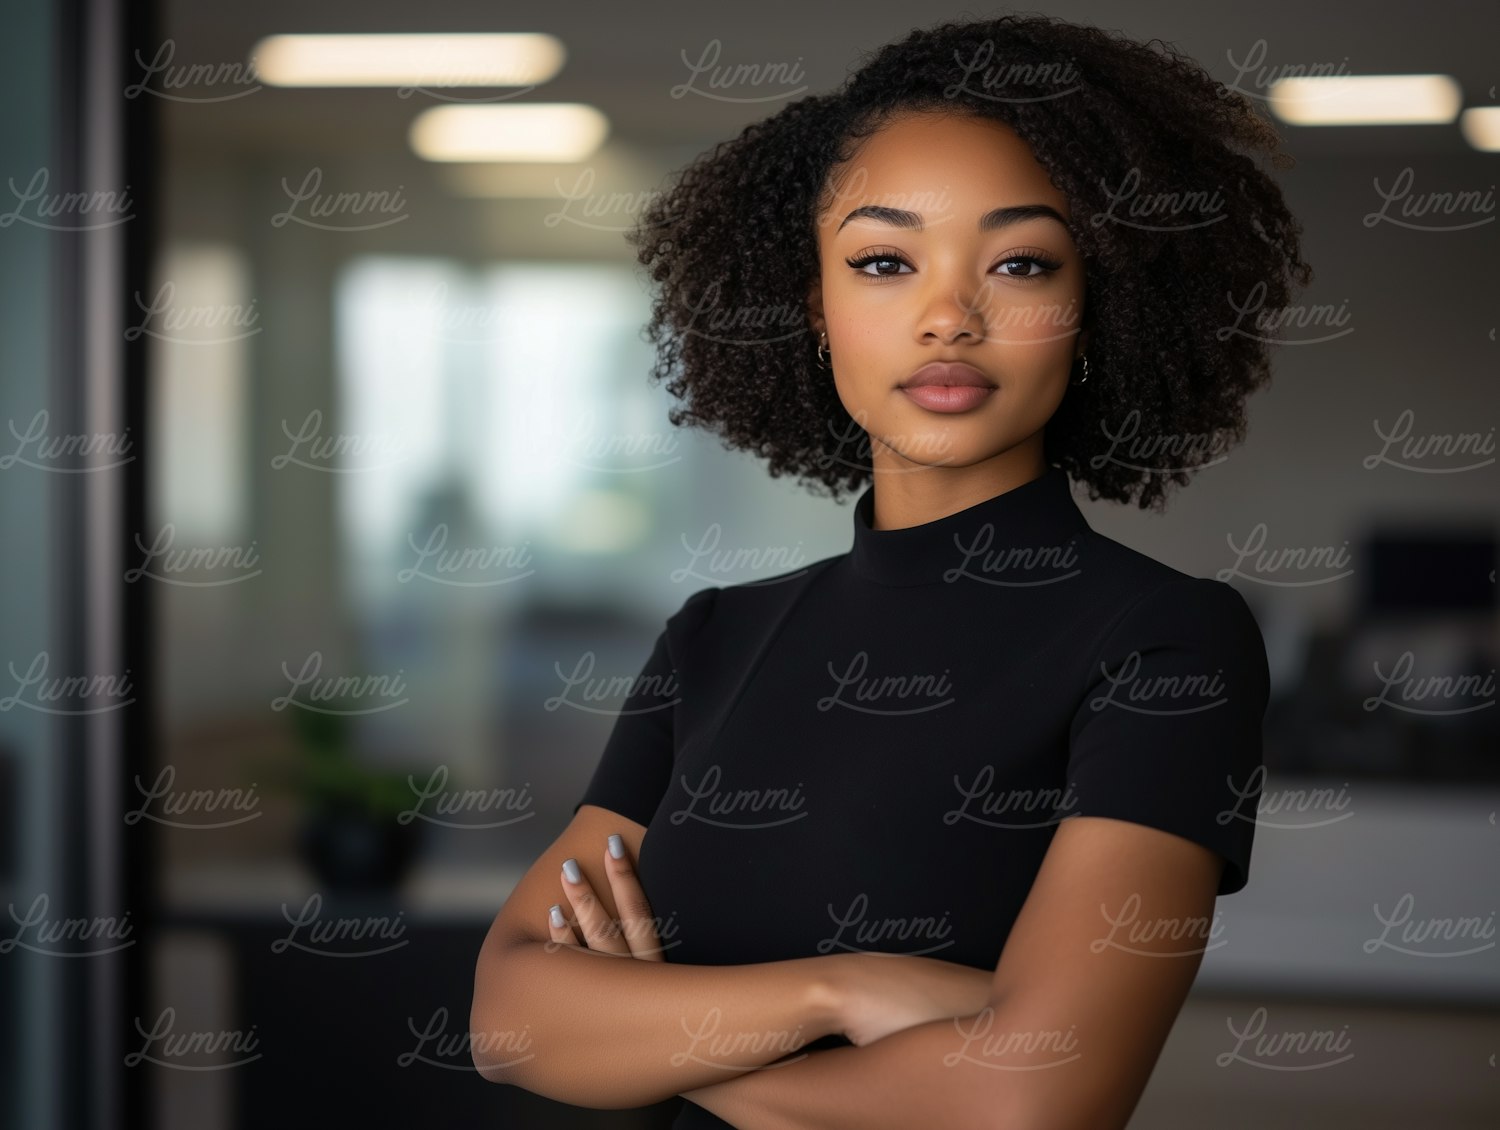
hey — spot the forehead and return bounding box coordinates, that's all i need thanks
[821,110,1070,227]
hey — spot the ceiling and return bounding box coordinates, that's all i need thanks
[159,0,1499,160]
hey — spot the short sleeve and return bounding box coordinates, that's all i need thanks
[571,585,720,827]
[1058,576,1270,896]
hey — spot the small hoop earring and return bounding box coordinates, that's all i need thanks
[816,330,830,369]
[1069,354,1090,386]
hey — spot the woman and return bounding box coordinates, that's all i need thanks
[471,12,1310,1128]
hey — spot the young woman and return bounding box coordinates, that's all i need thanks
[471,13,1310,1129]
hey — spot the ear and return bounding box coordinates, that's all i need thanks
[806,277,825,337]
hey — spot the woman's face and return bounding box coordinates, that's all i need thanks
[809,110,1087,481]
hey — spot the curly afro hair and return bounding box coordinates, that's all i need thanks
[628,12,1313,509]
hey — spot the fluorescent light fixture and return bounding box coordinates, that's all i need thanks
[252,33,564,88]
[410,104,609,162]
[1267,74,1461,125]
[1459,106,1500,151]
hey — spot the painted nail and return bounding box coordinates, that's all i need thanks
[607,834,624,860]
[549,904,566,929]
[562,858,581,885]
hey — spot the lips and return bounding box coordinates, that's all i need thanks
[899,361,996,390]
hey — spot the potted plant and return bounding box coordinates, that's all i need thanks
[269,699,427,892]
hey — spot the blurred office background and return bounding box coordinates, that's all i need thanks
[0,0,1495,1127]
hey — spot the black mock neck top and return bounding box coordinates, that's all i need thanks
[572,466,1270,1129]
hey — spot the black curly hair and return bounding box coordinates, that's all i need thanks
[629,11,1313,509]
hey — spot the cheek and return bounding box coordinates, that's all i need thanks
[823,305,892,379]
[982,285,1084,353]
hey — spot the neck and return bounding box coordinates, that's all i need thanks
[847,462,1088,588]
[868,448,1049,533]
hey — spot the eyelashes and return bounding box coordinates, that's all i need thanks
[843,245,1064,282]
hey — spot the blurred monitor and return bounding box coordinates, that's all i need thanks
[1361,527,1496,615]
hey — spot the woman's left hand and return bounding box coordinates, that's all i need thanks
[546,832,665,960]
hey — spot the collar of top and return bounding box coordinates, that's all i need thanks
[847,465,1091,588]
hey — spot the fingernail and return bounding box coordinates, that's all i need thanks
[607,834,624,860]
[562,858,581,884]
[549,904,566,928]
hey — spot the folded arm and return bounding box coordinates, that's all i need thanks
[475,934,843,1108]
[682,814,1225,1130]
[470,805,844,1108]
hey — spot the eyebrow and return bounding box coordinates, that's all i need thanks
[836,203,1069,233]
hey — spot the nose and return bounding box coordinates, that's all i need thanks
[913,268,989,346]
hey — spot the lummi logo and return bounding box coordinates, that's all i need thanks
[123,764,262,829]
[1085,651,1228,716]
[270,893,409,958]
[942,1010,1082,1071]
[0,651,134,715]
[1361,651,1494,715]
[817,651,955,715]
[544,651,680,716]
[1,893,135,957]
[667,764,808,829]
[399,1006,535,1071]
[941,527,1081,587]
[942,766,1078,829]
[397,766,535,829]
[669,39,808,104]
[1362,167,1495,232]
[815,892,955,957]
[1219,766,1355,830]
[1362,892,1495,958]
[1362,408,1494,474]
[1091,892,1226,956]
[1216,1006,1354,1071]
[270,167,409,231]
[124,1008,261,1070]
[1215,523,1353,587]
[1,410,133,473]
[670,1008,812,1071]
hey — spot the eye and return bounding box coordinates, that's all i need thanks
[995,250,1064,281]
[844,248,912,277]
[843,247,1064,281]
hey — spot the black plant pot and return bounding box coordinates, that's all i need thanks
[297,805,425,892]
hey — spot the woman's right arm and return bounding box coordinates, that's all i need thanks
[469,802,845,1109]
